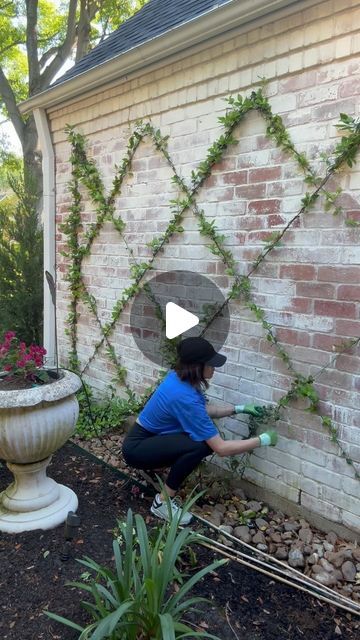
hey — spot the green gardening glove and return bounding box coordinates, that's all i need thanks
[258,431,278,447]
[235,404,265,418]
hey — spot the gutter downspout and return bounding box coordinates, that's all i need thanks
[33,108,56,366]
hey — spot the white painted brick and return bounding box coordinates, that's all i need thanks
[301,460,342,489]
[299,445,327,467]
[342,475,360,497]
[301,494,342,522]
[323,486,360,516]
[263,476,300,502]
[52,2,360,534]
[300,476,321,497]
[341,510,360,533]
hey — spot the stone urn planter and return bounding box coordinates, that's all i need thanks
[0,370,82,533]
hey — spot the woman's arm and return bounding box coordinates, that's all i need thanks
[206,431,278,456]
[206,433,260,457]
[205,402,235,418]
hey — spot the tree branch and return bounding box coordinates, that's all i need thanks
[0,39,27,57]
[0,66,24,145]
[75,0,92,63]
[40,0,78,89]
[39,46,61,70]
[26,0,41,95]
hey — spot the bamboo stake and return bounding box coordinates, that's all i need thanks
[193,514,360,614]
[200,541,360,617]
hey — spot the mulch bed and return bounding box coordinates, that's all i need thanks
[0,442,359,640]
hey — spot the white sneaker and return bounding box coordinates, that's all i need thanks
[150,494,193,525]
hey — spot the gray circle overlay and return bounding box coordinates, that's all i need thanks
[130,270,230,366]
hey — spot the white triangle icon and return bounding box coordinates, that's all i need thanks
[165,302,199,339]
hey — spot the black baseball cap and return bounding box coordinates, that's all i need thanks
[177,337,227,367]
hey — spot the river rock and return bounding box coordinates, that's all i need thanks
[308,553,319,565]
[326,531,338,545]
[326,549,353,568]
[234,526,252,543]
[256,543,268,552]
[255,517,269,530]
[342,560,356,582]
[219,524,233,535]
[313,571,338,587]
[312,543,324,558]
[275,546,288,560]
[298,528,313,544]
[213,503,226,514]
[269,532,282,543]
[206,510,222,527]
[224,513,238,527]
[299,519,310,528]
[246,500,263,513]
[312,565,324,575]
[218,535,234,548]
[233,488,247,500]
[319,557,335,573]
[252,531,267,545]
[282,532,294,541]
[323,541,334,553]
[288,548,305,568]
[284,521,300,532]
[352,548,360,563]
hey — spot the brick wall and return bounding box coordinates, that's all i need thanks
[50,0,360,533]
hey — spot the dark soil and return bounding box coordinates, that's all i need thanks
[0,369,60,390]
[0,443,359,640]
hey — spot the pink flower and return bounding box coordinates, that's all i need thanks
[4,331,16,341]
[0,331,47,383]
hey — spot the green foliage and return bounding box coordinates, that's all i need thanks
[0,150,22,190]
[76,385,143,439]
[0,176,43,344]
[45,507,226,639]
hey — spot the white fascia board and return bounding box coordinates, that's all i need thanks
[20,0,305,114]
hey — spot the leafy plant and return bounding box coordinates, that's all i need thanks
[76,385,143,439]
[46,507,226,639]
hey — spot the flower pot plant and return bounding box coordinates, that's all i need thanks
[0,331,81,533]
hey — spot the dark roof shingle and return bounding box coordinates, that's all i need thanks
[55,0,232,85]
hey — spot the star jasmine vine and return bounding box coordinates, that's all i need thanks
[61,88,360,480]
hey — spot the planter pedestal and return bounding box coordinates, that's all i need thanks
[0,457,78,533]
[0,370,81,533]
[0,456,78,533]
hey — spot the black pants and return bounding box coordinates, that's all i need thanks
[122,422,212,491]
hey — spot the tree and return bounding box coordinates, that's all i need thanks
[0,175,43,343]
[0,0,148,202]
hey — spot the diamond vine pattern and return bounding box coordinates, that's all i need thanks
[62,89,360,478]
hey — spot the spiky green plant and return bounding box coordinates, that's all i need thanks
[46,504,226,639]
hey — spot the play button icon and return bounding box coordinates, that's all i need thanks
[130,270,230,366]
[165,302,199,339]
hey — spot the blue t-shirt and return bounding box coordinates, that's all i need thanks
[137,370,218,442]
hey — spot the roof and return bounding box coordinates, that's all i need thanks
[20,0,304,113]
[55,0,232,86]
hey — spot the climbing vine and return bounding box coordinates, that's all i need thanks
[60,87,360,479]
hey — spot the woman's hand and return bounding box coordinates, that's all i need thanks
[234,404,265,417]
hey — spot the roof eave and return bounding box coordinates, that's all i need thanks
[19,0,301,114]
